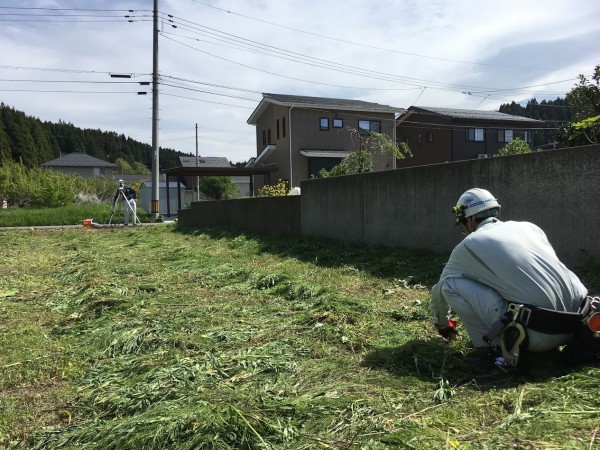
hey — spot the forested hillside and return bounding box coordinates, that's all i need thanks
[0,103,187,169]
[498,97,574,148]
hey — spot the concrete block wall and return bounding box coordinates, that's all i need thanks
[301,144,600,266]
[178,195,301,235]
[178,145,600,266]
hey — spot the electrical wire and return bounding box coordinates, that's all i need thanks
[158,14,581,98]
[189,0,592,74]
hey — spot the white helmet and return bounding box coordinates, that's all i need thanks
[453,188,500,224]
[118,179,124,184]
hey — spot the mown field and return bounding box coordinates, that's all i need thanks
[0,224,598,449]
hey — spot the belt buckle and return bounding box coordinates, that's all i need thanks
[508,303,532,326]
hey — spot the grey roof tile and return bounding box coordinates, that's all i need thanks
[179,156,230,168]
[263,93,402,112]
[410,106,542,122]
[41,152,118,168]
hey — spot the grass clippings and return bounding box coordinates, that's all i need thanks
[0,224,598,449]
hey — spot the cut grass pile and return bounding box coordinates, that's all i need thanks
[0,224,599,449]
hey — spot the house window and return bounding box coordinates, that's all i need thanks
[358,120,381,134]
[308,157,343,178]
[466,128,484,142]
[417,134,422,145]
[498,129,513,143]
[426,131,433,143]
[267,128,272,144]
[524,130,531,143]
[276,119,280,139]
[282,116,286,138]
[320,117,329,130]
[332,118,343,128]
[262,130,267,146]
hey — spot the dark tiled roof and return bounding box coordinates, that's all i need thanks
[41,152,118,168]
[248,93,404,124]
[409,106,542,123]
[179,156,230,168]
[263,93,401,112]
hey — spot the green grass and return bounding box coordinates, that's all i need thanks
[0,224,598,449]
[0,204,151,227]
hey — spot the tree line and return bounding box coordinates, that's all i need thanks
[498,65,600,148]
[498,98,573,149]
[0,102,188,170]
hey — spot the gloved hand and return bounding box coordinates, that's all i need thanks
[437,318,458,341]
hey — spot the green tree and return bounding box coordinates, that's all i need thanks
[496,138,532,156]
[131,161,151,174]
[0,124,11,163]
[318,130,411,178]
[557,65,600,146]
[566,65,600,120]
[199,176,238,200]
[563,115,600,145]
[115,157,133,174]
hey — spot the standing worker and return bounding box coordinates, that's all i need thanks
[430,188,588,368]
[112,179,138,226]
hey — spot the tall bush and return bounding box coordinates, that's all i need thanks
[199,176,238,200]
[497,138,532,156]
[0,161,116,207]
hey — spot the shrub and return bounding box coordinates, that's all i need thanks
[497,138,532,156]
[258,179,289,197]
[200,176,238,200]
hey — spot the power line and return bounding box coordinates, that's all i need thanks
[0,7,146,12]
[161,92,254,109]
[160,81,258,102]
[0,89,146,94]
[0,78,145,85]
[160,16,473,90]
[189,0,591,74]
[0,65,149,77]
[159,15,580,98]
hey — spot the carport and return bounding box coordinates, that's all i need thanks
[162,164,279,217]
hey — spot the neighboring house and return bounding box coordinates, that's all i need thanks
[41,152,118,178]
[395,106,543,168]
[247,93,404,189]
[178,155,250,198]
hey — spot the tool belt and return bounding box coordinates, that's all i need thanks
[506,302,582,334]
[484,301,582,343]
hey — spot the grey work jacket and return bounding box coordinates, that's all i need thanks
[430,219,587,326]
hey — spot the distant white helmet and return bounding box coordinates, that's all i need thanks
[453,188,500,224]
[118,179,124,184]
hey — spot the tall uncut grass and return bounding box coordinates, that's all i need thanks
[0,224,598,449]
[0,204,150,227]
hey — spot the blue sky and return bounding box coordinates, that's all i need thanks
[1,0,599,164]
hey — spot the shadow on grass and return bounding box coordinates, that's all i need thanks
[362,339,579,390]
[175,225,449,286]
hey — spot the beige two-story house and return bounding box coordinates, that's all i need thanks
[247,93,404,189]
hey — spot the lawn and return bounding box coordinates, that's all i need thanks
[0,224,598,449]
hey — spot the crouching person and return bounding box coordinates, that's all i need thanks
[430,188,588,369]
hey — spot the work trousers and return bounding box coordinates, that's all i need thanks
[124,198,137,225]
[440,277,573,351]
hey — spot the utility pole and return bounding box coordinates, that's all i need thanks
[196,123,200,201]
[151,0,160,218]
